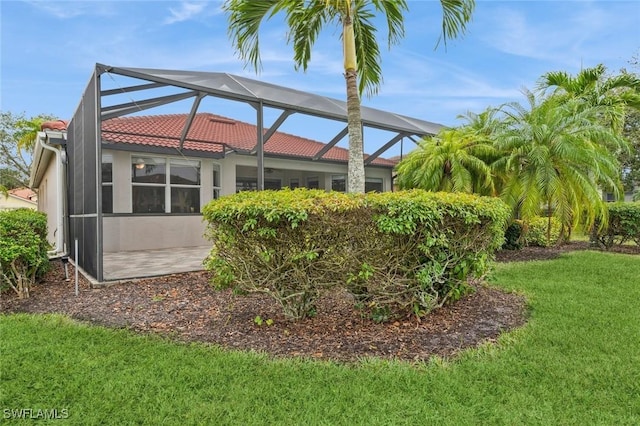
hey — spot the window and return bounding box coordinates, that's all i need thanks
[265,179,282,190]
[236,178,281,192]
[102,154,113,213]
[213,164,221,200]
[331,175,346,192]
[289,178,299,189]
[170,159,200,213]
[131,156,200,213]
[365,177,383,193]
[307,176,319,189]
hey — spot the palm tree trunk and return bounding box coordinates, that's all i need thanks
[343,12,365,193]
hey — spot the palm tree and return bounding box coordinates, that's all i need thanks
[395,127,497,195]
[539,64,640,134]
[224,0,475,193]
[494,91,627,243]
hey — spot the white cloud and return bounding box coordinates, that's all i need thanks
[164,1,210,24]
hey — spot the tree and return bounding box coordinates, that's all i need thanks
[224,0,475,193]
[494,92,627,243]
[620,108,640,199]
[539,64,640,135]
[395,127,497,195]
[540,66,640,202]
[0,111,55,192]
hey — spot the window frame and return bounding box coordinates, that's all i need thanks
[102,154,113,214]
[130,155,202,214]
[331,174,346,192]
[365,177,384,193]
[212,163,221,200]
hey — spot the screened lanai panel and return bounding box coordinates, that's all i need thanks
[67,72,100,280]
[103,65,443,137]
[361,107,442,135]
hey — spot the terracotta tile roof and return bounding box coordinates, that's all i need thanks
[41,120,69,131]
[101,113,395,167]
[8,188,37,202]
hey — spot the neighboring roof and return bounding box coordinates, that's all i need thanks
[41,120,69,131]
[9,188,37,202]
[101,113,397,167]
[99,65,444,137]
[7,188,37,203]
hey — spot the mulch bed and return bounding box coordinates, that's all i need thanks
[2,242,637,363]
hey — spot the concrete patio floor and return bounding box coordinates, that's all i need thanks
[103,246,211,281]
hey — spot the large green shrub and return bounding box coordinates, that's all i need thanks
[203,189,510,321]
[358,191,510,319]
[591,202,640,248]
[204,189,363,319]
[0,209,50,298]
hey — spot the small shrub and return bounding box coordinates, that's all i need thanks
[523,216,561,247]
[0,209,50,298]
[591,202,640,249]
[502,221,523,250]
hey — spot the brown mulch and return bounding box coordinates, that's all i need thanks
[2,242,637,363]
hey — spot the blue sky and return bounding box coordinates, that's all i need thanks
[1,0,639,156]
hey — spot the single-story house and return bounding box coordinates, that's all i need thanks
[30,64,443,282]
[0,188,37,210]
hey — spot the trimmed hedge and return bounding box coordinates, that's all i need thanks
[0,209,50,298]
[203,189,510,321]
[591,202,640,249]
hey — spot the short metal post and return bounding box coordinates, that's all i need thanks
[74,239,79,296]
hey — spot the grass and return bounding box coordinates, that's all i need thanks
[1,250,639,425]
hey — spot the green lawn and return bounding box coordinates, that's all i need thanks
[1,250,639,425]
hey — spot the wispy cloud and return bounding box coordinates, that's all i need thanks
[24,0,115,19]
[479,2,639,67]
[164,1,211,24]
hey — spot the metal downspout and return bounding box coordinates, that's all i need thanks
[38,136,65,257]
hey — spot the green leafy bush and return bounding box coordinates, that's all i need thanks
[204,189,363,319]
[522,216,561,247]
[591,202,640,248]
[502,221,524,250]
[203,189,510,321]
[358,191,510,319]
[0,209,50,298]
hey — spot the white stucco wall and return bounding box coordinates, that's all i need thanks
[35,158,61,248]
[0,195,37,211]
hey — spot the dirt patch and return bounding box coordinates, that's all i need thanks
[2,243,636,363]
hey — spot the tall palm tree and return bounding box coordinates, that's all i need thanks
[224,0,475,193]
[395,127,497,194]
[494,91,627,243]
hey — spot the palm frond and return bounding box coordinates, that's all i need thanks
[437,0,475,49]
[223,0,285,71]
